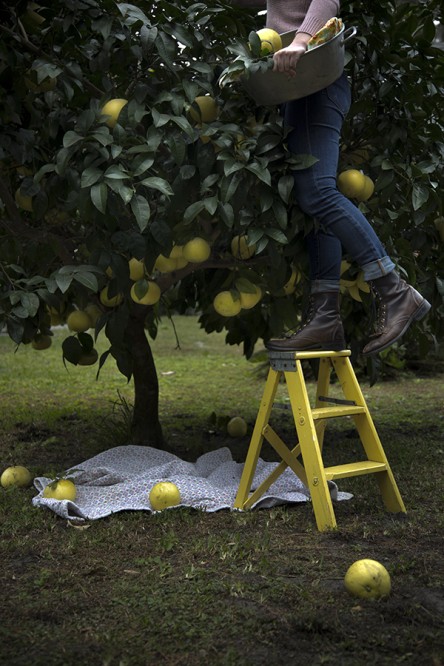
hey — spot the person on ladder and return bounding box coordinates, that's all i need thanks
[229,0,431,355]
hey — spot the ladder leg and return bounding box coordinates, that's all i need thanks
[285,363,337,531]
[314,357,333,451]
[331,357,406,513]
[234,367,281,509]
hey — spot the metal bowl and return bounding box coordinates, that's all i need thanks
[241,25,357,106]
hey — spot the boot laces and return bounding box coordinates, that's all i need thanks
[370,283,387,337]
[284,298,315,338]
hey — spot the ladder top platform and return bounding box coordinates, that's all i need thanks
[267,349,351,361]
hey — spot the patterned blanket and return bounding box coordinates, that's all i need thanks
[32,445,352,522]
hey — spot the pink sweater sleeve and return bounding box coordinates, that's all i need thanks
[299,0,340,36]
[266,1,340,37]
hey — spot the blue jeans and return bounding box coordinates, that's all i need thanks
[283,72,395,293]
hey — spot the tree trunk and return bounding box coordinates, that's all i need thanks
[125,308,164,448]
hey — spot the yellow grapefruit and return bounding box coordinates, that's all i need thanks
[100,286,123,307]
[67,310,92,333]
[130,280,161,305]
[154,254,178,273]
[31,334,52,350]
[283,267,302,295]
[213,291,241,317]
[344,559,391,600]
[182,237,211,263]
[84,303,103,326]
[149,481,181,510]
[101,98,128,128]
[230,235,256,260]
[15,188,33,212]
[239,285,262,309]
[43,478,77,501]
[360,175,375,202]
[78,349,99,366]
[227,416,248,438]
[128,258,146,281]
[1,465,33,488]
[189,96,219,123]
[337,169,366,199]
[255,28,283,55]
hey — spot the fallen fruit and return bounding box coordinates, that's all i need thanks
[344,559,391,599]
[149,481,181,510]
[43,478,77,501]
[227,416,248,438]
[1,465,33,488]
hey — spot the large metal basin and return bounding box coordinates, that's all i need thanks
[241,25,357,105]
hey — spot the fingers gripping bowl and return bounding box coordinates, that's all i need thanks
[237,25,357,106]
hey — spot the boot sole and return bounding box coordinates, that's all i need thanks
[265,341,347,352]
[363,298,432,357]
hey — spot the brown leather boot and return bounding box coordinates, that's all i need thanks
[362,271,431,356]
[265,291,346,352]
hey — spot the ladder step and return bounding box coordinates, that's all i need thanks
[311,405,367,420]
[324,460,388,480]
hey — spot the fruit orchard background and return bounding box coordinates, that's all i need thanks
[0,0,443,446]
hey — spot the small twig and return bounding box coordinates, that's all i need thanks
[0,23,104,98]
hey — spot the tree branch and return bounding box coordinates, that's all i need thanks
[0,176,74,265]
[0,23,105,98]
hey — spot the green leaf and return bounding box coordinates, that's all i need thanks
[63,131,84,148]
[20,292,40,317]
[184,201,205,224]
[204,196,218,216]
[246,163,271,185]
[91,129,114,147]
[74,272,99,292]
[412,183,429,211]
[104,165,129,179]
[91,183,108,214]
[273,200,288,229]
[7,317,25,344]
[55,273,72,294]
[278,175,294,204]
[265,228,288,244]
[150,218,172,246]
[77,332,94,353]
[217,202,234,228]
[140,177,173,196]
[62,336,83,365]
[106,179,134,204]
[132,156,155,177]
[81,167,102,188]
[289,154,319,171]
[130,194,151,231]
[247,228,265,245]
[235,277,257,293]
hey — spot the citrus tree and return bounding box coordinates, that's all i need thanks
[0,0,443,447]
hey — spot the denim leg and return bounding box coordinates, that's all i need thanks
[284,73,395,283]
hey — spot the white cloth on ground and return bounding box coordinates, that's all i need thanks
[32,445,352,522]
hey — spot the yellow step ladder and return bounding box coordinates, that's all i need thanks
[234,350,406,531]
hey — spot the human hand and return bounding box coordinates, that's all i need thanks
[273,43,307,78]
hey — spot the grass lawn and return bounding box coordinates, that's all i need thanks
[0,316,443,665]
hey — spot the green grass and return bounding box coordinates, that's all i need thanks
[0,316,443,666]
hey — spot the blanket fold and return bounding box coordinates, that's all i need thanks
[32,445,352,522]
